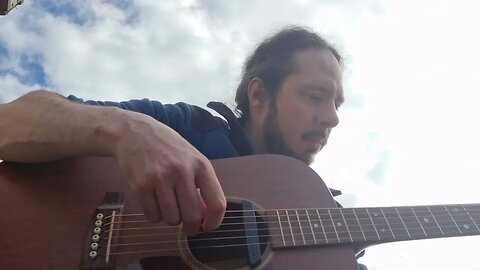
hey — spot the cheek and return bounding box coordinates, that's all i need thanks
[276,102,311,146]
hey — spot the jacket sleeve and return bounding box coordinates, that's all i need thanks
[66,95,193,132]
[65,95,239,159]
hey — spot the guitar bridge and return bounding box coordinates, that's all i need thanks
[81,192,124,270]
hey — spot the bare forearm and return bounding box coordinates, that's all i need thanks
[0,90,123,163]
[0,90,227,233]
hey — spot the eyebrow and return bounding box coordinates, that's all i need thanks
[303,84,345,107]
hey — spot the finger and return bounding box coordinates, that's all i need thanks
[197,189,207,219]
[134,181,163,223]
[154,179,181,226]
[175,178,202,235]
[195,162,226,232]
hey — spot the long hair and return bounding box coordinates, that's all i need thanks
[235,26,342,120]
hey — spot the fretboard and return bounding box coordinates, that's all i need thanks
[267,204,480,248]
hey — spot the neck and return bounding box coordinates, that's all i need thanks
[244,119,268,154]
[265,203,480,249]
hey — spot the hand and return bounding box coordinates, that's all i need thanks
[113,114,226,235]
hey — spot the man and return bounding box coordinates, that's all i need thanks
[0,26,361,268]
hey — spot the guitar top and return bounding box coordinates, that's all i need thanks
[2,155,479,270]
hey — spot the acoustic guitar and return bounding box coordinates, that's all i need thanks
[0,154,479,270]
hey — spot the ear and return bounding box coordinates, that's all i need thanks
[247,77,270,111]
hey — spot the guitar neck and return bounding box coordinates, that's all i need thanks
[267,203,480,249]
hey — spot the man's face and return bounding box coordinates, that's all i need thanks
[263,48,343,164]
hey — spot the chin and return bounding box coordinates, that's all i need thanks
[294,152,316,165]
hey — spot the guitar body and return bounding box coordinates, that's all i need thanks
[0,155,358,270]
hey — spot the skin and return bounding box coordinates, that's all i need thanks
[245,48,344,164]
[0,92,225,235]
[0,47,342,237]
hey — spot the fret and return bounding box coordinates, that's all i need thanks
[352,208,367,241]
[327,209,340,243]
[342,208,366,242]
[396,207,426,239]
[276,210,286,246]
[328,208,353,243]
[411,206,443,238]
[353,208,380,241]
[380,208,395,240]
[277,210,295,246]
[317,209,338,243]
[394,207,411,239]
[426,206,444,236]
[310,209,328,244]
[305,209,317,244]
[295,209,316,245]
[410,206,427,237]
[443,205,463,235]
[367,208,394,240]
[341,209,354,242]
[428,205,461,236]
[445,205,480,236]
[285,210,297,246]
[463,204,480,229]
[462,205,480,232]
[287,209,314,246]
[295,210,307,245]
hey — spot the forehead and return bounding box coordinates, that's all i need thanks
[290,48,343,97]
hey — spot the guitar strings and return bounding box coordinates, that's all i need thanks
[106,222,479,247]
[103,225,480,257]
[102,212,480,236]
[104,219,472,241]
[94,214,480,250]
[103,206,480,222]
[103,204,480,220]
[101,208,480,231]
[104,212,480,229]
[86,206,480,257]
[102,216,480,240]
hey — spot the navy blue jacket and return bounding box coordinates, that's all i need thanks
[68,96,253,159]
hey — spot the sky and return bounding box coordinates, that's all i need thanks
[1,0,480,269]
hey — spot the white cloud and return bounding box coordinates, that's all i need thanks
[2,1,480,270]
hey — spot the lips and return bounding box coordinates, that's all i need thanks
[303,136,326,149]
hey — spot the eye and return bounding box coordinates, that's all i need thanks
[307,93,323,102]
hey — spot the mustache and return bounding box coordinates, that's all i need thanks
[301,129,328,140]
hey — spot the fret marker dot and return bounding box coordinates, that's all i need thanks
[381,229,386,233]
[423,218,429,223]
[373,213,378,217]
[464,224,470,229]
[453,208,458,212]
[337,222,342,227]
[314,224,319,228]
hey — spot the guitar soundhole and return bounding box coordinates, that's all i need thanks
[187,202,269,269]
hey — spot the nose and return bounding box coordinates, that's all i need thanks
[315,102,339,128]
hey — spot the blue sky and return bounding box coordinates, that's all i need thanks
[2,1,480,269]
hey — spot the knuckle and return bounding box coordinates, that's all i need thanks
[165,215,181,225]
[169,160,191,184]
[211,198,227,214]
[144,169,162,181]
[195,156,211,171]
[145,169,171,188]
[171,159,187,173]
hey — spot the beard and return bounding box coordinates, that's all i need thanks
[262,102,323,165]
